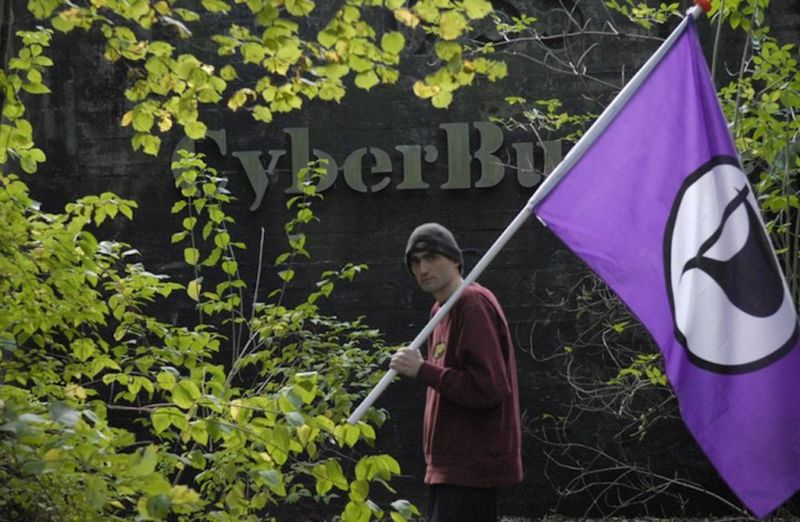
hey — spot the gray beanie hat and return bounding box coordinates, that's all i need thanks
[405,223,463,273]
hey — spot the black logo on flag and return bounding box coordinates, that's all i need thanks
[664,156,798,373]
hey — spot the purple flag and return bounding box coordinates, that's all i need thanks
[533,19,800,517]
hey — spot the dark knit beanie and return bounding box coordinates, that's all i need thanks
[405,223,463,274]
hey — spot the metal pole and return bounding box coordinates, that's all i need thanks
[346,3,707,425]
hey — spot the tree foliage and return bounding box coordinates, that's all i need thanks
[0,1,510,520]
[1,143,411,520]
[23,0,505,155]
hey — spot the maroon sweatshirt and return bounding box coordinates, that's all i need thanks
[416,283,523,488]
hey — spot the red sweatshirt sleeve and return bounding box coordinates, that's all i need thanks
[416,292,512,409]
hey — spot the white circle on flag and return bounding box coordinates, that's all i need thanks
[665,157,797,373]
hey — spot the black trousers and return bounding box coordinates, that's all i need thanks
[427,484,498,522]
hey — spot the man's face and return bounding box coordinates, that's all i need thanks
[408,250,460,297]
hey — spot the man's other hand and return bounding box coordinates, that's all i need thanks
[390,347,423,378]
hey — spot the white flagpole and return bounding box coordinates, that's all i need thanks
[347,3,707,425]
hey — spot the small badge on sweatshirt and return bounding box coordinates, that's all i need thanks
[433,342,447,359]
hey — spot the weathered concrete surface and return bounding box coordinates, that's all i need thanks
[8,0,800,518]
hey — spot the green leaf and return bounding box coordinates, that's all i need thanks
[241,42,266,64]
[157,372,177,391]
[201,0,230,12]
[189,420,208,445]
[612,321,629,333]
[349,55,372,73]
[151,409,172,433]
[220,65,238,80]
[86,475,108,510]
[270,426,291,465]
[349,479,369,502]
[182,216,197,230]
[171,485,202,508]
[172,379,201,409]
[202,221,214,241]
[119,203,134,219]
[187,278,202,301]
[292,372,318,403]
[221,259,237,275]
[412,80,438,99]
[431,91,453,108]
[344,423,360,446]
[313,459,348,495]
[377,454,400,475]
[184,247,200,265]
[435,41,461,61]
[148,41,174,57]
[71,338,95,361]
[27,69,43,84]
[276,42,302,63]
[486,60,507,81]
[22,82,51,94]
[185,121,207,140]
[463,0,493,19]
[355,71,379,90]
[133,111,154,132]
[214,231,230,248]
[344,501,371,522]
[202,247,222,266]
[317,29,337,48]
[342,4,360,22]
[381,32,405,54]
[285,0,314,16]
[359,422,376,441]
[252,105,273,123]
[175,7,201,21]
[439,10,467,40]
[28,0,61,18]
[259,469,287,496]
[228,89,251,111]
[129,445,159,477]
[132,133,162,156]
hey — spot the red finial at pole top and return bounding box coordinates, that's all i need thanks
[693,0,712,13]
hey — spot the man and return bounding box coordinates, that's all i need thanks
[390,223,523,522]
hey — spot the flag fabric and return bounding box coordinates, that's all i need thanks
[532,18,800,518]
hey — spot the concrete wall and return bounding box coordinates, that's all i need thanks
[11,0,800,517]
